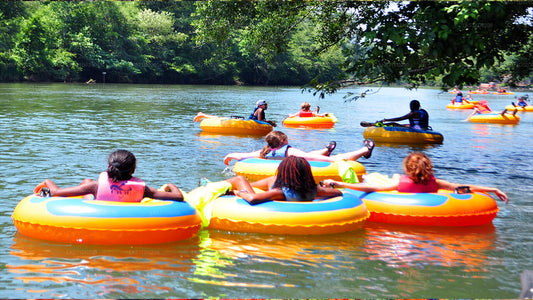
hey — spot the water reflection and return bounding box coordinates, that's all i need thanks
[186,224,497,293]
[1,84,527,298]
[471,124,491,138]
[6,217,498,290]
[188,229,367,289]
[8,234,202,296]
[361,222,496,271]
[195,132,264,153]
[197,131,269,139]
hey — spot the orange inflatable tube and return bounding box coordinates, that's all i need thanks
[12,195,202,245]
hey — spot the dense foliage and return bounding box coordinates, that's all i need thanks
[1,1,533,95]
[0,1,344,85]
[193,1,533,96]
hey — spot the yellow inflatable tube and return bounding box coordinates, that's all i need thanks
[207,191,369,235]
[446,103,474,109]
[12,194,202,245]
[505,105,533,112]
[233,158,366,183]
[469,113,520,124]
[283,114,337,128]
[199,116,273,135]
[363,126,443,144]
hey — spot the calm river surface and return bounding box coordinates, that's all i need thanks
[0,83,531,298]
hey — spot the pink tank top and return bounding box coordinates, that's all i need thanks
[96,172,146,202]
[398,174,438,193]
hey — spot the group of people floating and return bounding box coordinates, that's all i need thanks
[451,91,525,119]
[257,98,432,131]
[35,97,509,205]
[35,146,508,206]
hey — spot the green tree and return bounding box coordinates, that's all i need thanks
[0,2,27,80]
[192,1,347,86]
[12,14,50,80]
[192,1,533,97]
[46,1,141,82]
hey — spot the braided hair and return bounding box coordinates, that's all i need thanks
[107,149,137,182]
[260,131,288,158]
[403,152,434,184]
[273,156,317,199]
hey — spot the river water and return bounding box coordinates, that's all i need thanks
[0,83,531,298]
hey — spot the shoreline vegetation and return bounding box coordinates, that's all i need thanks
[4,81,531,94]
[1,2,532,93]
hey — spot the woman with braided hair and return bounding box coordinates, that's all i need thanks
[226,156,342,205]
[34,149,184,202]
[322,152,508,203]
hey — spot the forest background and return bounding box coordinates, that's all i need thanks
[1,1,532,94]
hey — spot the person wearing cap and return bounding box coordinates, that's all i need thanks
[451,92,470,106]
[379,100,430,130]
[516,97,529,108]
[249,99,276,126]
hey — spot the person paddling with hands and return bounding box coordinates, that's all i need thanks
[451,92,470,106]
[514,97,529,108]
[361,100,430,130]
[194,99,278,126]
[322,151,508,204]
[250,99,277,126]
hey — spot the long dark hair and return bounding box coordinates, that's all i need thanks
[107,149,136,182]
[273,156,317,199]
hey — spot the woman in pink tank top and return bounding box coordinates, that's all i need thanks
[322,152,508,204]
[35,149,184,202]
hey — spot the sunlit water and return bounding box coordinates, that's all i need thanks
[1,83,531,298]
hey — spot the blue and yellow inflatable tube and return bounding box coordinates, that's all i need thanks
[208,191,369,235]
[347,189,499,226]
[12,195,202,245]
[363,126,443,144]
[233,158,366,183]
[199,116,273,135]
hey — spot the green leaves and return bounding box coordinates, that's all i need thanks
[2,0,533,90]
[193,1,533,92]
